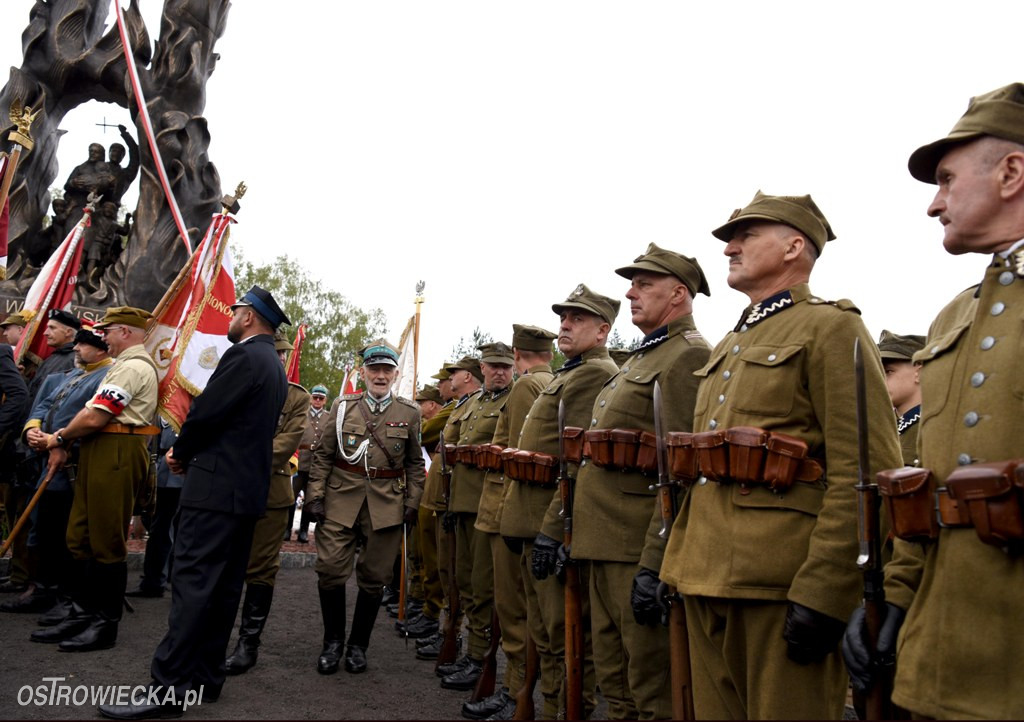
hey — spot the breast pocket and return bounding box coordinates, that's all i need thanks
[731,344,804,417]
[916,322,970,422]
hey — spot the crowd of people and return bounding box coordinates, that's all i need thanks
[1,81,1022,720]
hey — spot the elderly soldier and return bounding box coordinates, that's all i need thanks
[33,307,159,653]
[306,341,425,675]
[507,285,620,720]
[465,326,556,719]
[877,331,925,467]
[843,83,1024,720]
[290,383,330,543]
[568,246,710,719]
[224,334,310,674]
[655,192,901,719]
[436,344,515,691]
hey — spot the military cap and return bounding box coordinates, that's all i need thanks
[48,308,82,330]
[416,384,443,404]
[310,384,329,397]
[93,306,150,330]
[712,190,836,255]
[615,243,711,298]
[361,339,399,367]
[551,283,622,325]
[512,324,557,352]
[478,342,515,365]
[909,83,1024,183]
[0,310,30,328]
[431,367,452,381]
[74,323,108,351]
[445,355,484,382]
[877,330,926,362]
[231,284,291,329]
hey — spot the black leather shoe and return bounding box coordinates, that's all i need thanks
[125,586,165,599]
[484,690,516,720]
[59,617,118,652]
[98,699,183,720]
[441,656,483,690]
[436,653,471,678]
[462,688,510,720]
[398,614,439,639]
[318,640,343,674]
[344,645,367,674]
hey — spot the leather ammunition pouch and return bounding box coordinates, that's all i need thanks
[666,432,699,484]
[583,428,658,474]
[502,448,558,486]
[562,426,584,465]
[692,426,823,491]
[475,443,505,472]
[946,460,1024,549]
[877,467,938,541]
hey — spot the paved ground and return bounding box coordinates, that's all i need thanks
[0,548,538,721]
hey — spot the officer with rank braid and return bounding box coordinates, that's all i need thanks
[511,284,620,719]
[306,340,425,675]
[656,192,901,719]
[877,330,925,467]
[844,82,1024,720]
[572,245,712,719]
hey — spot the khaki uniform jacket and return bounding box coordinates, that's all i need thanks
[885,259,1024,720]
[267,383,310,509]
[450,386,511,514]
[308,393,425,530]
[476,364,553,533]
[501,347,619,540]
[297,404,329,472]
[660,284,901,622]
[419,401,454,512]
[572,315,710,565]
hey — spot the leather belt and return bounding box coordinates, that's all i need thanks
[333,459,403,479]
[100,423,160,436]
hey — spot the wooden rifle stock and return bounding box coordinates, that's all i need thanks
[513,634,539,720]
[471,608,501,702]
[436,444,462,671]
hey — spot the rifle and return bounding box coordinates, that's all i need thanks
[652,380,694,720]
[513,634,539,720]
[853,339,894,720]
[471,608,501,702]
[435,440,462,671]
[559,400,585,722]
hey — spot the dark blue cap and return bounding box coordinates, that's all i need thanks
[231,285,291,329]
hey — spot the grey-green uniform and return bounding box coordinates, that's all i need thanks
[877,330,925,467]
[477,336,554,699]
[659,194,902,720]
[506,337,618,718]
[881,82,1024,720]
[451,373,511,661]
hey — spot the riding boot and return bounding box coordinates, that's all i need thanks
[59,560,125,652]
[225,584,274,675]
[345,588,382,674]
[316,585,346,674]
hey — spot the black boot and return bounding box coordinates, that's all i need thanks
[345,589,381,674]
[225,584,274,675]
[59,561,126,652]
[317,586,345,675]
[283,505,296,542]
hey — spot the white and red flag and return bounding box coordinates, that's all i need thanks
[144,213,236,431]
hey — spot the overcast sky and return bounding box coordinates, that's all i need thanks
[1,1,1017,390]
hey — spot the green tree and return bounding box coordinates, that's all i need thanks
[234,252,387,395]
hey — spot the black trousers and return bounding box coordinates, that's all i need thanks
[150,507,257,697]
[140,487,182,590]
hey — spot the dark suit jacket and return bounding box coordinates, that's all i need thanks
[174,334,287,516]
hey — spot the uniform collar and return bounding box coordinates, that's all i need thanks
[898,405,921,435]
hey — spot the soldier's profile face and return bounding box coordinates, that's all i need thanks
[557,310,607,357]
[928,139,1009,256]
[480,361,513,391]
[361,363,398,399]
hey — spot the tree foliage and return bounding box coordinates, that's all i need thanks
[234,252,387,395]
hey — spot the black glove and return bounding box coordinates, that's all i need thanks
[783,602,847,665]
[631,568,665,627]
[531,533,560,581]
[842,602,906,693]
[441,511,457,533]
[305,497,326,524]
[502,536,524,554]
[403,507,418,527]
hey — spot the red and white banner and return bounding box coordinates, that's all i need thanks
[144,213,236,431]
[287,323,307,384]
[13,206,93,364]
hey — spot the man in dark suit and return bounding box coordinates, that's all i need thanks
[99,285,289,720]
